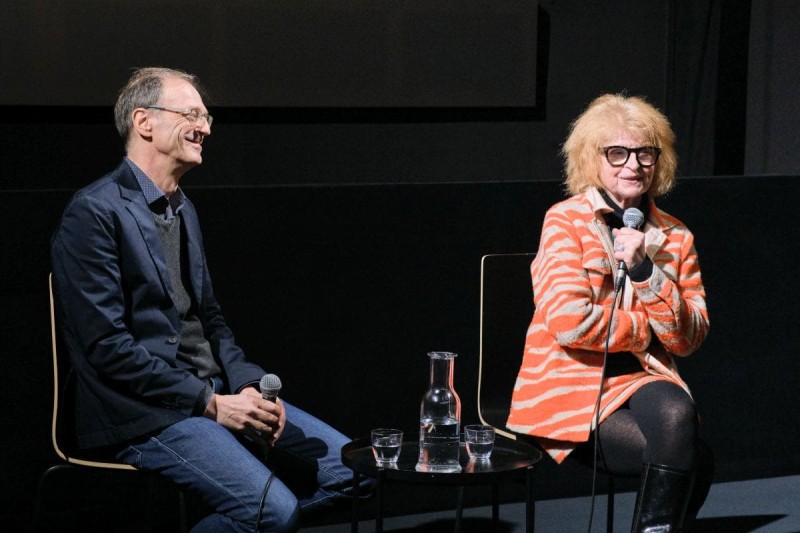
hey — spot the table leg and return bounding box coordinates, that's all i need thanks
[455,486,464,532]
[376,468,385,533]
[492,483,499,530]
[351,472,360,533]
[525,465,535,533]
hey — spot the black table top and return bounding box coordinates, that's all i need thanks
[341,436,542,486]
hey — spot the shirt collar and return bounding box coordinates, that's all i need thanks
[125,157,186,218]
[598,188,651,228]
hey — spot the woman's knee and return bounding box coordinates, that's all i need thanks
[634,381,697,431]
[631,382,699,466]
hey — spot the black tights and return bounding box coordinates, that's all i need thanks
[572,380,698,474]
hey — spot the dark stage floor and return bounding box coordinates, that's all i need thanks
[22,473,799,532]
[302,474,800,533]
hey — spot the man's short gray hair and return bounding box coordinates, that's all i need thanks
[113,67,207,148]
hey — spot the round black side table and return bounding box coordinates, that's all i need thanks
[341,436,542,532]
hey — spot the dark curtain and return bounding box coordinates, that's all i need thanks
[667,0,752,177]
[667,0,721,177]
[745,0,800,175]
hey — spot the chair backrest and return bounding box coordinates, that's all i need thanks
[477,253,536,440]
[48,273,135,470]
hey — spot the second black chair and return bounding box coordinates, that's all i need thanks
[477,252,636,533]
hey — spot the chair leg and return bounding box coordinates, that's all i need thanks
[148,473,191,532]
[33,464,187,533]
[146,473,157,530]
[606,474,615,533]
[178,488,189,533]
[32,464,73,533]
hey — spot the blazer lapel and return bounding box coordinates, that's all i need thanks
[117,165,175,301]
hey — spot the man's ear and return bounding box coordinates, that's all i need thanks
[131,108,152,139]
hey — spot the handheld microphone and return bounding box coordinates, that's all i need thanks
[260,374,282,402]
[614,207,645,292]
[255,374,281,529]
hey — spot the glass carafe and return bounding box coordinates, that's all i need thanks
[415,351,462,473]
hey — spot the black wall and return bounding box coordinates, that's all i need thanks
[2,0,800,528]
[3,176,800,526]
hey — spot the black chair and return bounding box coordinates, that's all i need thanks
[32,274,188,532]
[477,253,625,533]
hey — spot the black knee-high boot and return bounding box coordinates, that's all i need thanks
[631,462,694,533]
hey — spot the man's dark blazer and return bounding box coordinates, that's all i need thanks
[51,160,264,449]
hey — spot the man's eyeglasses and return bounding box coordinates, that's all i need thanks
[145,106,213,127]
[601,146,661,167]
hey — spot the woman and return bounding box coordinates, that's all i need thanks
[506,94,713,532]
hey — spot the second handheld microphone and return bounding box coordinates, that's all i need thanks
[614,207,645,292]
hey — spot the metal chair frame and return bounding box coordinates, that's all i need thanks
[476,253,622,533]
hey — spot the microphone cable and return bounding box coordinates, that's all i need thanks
[585,205,644,531]
[585,282,623,533]
[254,374,281,533]
[254,470,276,533]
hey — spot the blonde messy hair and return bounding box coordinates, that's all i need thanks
[562,94,677,197]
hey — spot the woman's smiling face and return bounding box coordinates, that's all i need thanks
[598,132,655,209]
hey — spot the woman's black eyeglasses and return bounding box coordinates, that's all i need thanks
[601,146,661,167]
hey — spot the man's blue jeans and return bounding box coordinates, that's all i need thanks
[116,401,368,532]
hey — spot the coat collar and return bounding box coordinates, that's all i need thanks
[585,186,672,255]
[113,160,204,306]
[115,162,175,300]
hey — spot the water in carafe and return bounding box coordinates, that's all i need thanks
[416,351,461,473]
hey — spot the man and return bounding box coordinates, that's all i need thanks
[51,67,365,532]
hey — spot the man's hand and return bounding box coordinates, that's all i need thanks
[241,387,286,445]
[204,387,285,446]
